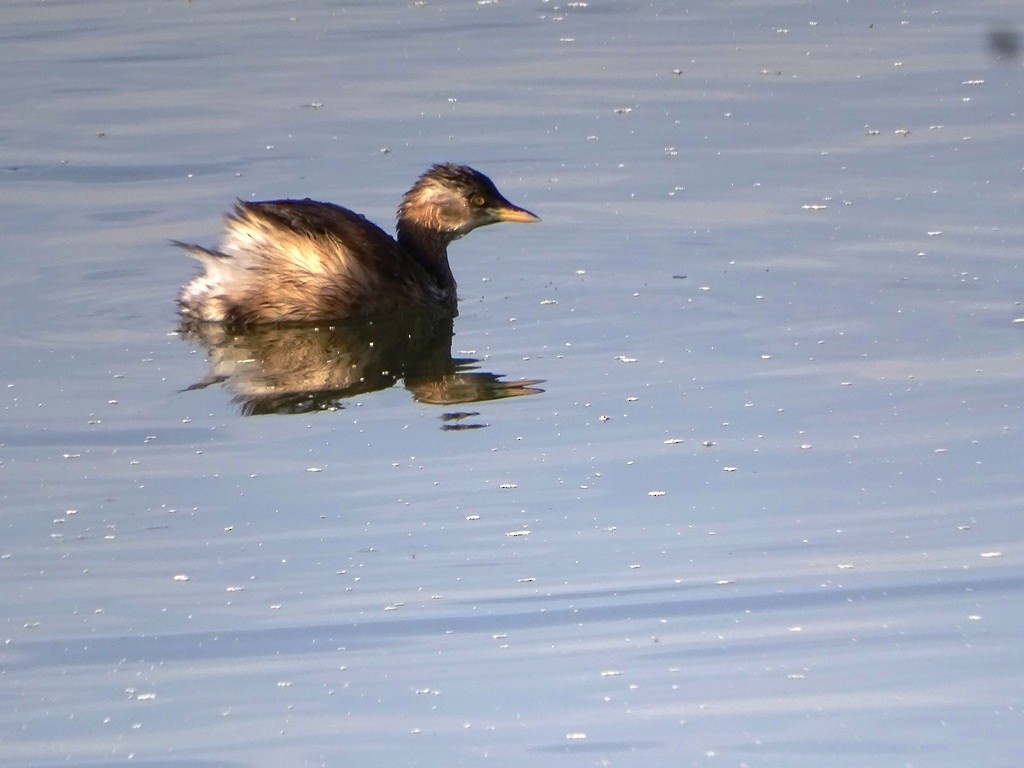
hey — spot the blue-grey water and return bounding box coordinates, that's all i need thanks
[2,1,1023,766]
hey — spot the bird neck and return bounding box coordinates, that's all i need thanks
[396,220,458,295]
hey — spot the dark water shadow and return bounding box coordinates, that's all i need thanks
[178,309,543,422]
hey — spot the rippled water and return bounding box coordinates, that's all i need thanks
[3,1,1023,766]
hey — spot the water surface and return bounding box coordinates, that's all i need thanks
[2,1,1023,766]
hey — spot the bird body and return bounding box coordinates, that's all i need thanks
[176,164,538,325]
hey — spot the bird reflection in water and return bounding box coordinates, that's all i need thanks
[178,309,542,427]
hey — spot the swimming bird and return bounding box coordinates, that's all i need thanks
[175,163,539,325]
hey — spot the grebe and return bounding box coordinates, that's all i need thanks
[175,163,538,325]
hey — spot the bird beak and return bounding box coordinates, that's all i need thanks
[494,202,540,224]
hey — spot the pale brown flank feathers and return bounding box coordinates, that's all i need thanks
[175,163,538,325]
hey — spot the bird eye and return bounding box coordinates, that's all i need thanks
[470,194,486,207]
